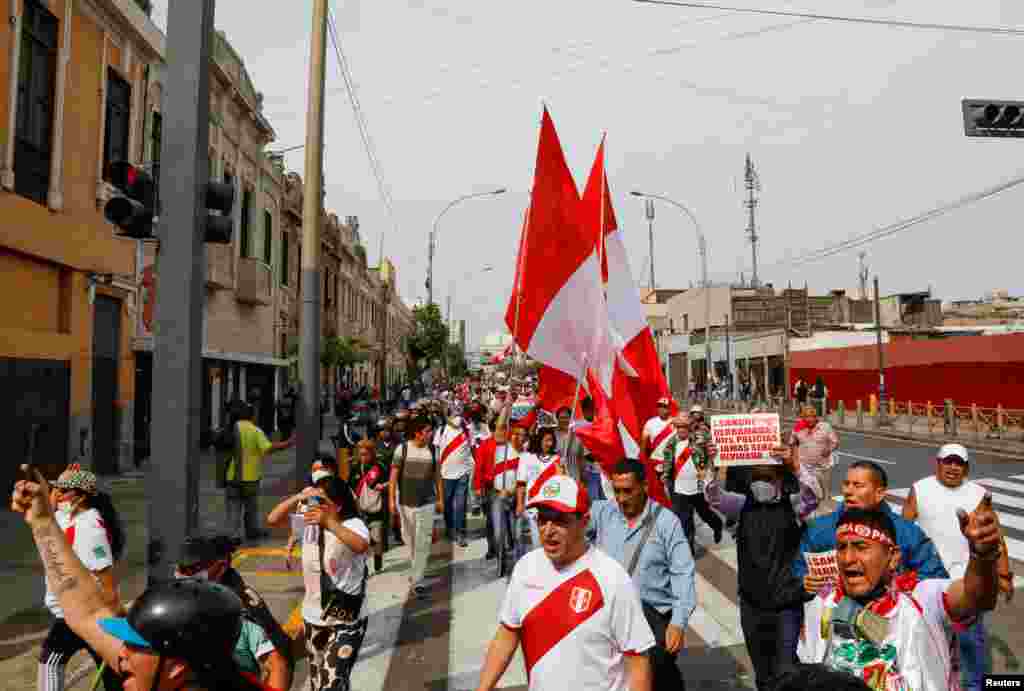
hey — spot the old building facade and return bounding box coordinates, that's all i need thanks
[0,0,163,485]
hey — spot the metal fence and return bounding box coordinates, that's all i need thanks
[705,396,1024,443]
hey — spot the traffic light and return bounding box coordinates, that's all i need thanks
[104,161,156,238]
[204,181,235,244]
[962,99,1024,138]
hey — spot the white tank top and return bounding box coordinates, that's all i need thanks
[911,476,986,579]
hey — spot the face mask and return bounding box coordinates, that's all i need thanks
[749,481,779,504]
[175,567,211,581]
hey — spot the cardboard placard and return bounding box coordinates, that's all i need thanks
[711,413,782,466]
[804,550,839,582]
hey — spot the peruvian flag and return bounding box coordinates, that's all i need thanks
[583,139,673,448]
[504,107,612,392]
[489,342,513,365]
[577,140,671,508]
[536,364,585,416]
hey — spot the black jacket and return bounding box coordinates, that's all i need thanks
[735,495,808,610]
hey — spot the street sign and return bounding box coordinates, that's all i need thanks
[963,99,1024,137]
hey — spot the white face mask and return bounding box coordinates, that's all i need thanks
[174,568,211,581]
[749,481,779,504]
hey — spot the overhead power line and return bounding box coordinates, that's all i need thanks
[781,172,1024,268]
[326,5,400,265]
[634,0,1024,36]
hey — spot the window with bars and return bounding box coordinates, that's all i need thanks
[239,187,252,257]
[103,69,131,180]
[280,231,289,286]
[263,209,272,264]
[14,0,58,205]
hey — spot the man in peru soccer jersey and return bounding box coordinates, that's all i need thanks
[476,475,655,691]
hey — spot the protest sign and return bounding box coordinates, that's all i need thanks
[804,550,839,583]
[711,413,781,466]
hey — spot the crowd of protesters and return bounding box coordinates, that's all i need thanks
[10,376,1015,691]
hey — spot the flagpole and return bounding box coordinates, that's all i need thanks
[512,197,533,374]
[566,352,588,483]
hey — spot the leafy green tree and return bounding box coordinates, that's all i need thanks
[446,341,468,379]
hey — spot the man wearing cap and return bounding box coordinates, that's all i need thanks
[641,398,675,471]
[12,466,273,691]
[798,505,1002,691]
[591,459,694,690]
[476,475,655,691]
[175,535,293,690]
[902,443,1014,691]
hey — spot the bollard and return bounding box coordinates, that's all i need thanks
[926,401,933,437]
[944,399,954,436]
[857,400,864,428]
[996,405,1004,438]
[869,394,877,417]
[837,400,846,425]
[889,398,896,417]
[907,401,914,433]
[971,404,979,440]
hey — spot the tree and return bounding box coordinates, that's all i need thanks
[446,341,468,379]
[407,303,448,363]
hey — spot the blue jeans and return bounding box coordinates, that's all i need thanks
[959,615,989,691]
[514,512,541,564]
[582,466,606,502]
[443,475,469,540]
[490,493,516,557]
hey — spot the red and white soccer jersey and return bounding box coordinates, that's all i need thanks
[642,416,673,462]
[46,508,114,617]
[517,452,563,501]
[500,546,655,691]
[438,424,473,480]
[489,444,521,493]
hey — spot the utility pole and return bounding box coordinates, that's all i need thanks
[378,279,390,401]
[445,292,452,380]
[744,153,761,289]
[724,313,731,398]
[874,275,888,426]
[297,0,328,485]
[858,252,869,300]
[146,0,215,584]
[645,198,656,293]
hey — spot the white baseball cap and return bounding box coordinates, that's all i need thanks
[526,475,591,514]
[937,443,969,464]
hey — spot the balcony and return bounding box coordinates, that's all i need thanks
[206,244,233,290]
[236,257,272,306]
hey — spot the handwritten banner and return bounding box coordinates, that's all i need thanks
[711,413,781,466]
[804,550,839,582]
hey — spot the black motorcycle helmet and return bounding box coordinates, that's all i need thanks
[100,579,244,688]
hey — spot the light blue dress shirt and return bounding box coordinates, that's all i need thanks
[589,499,696,629]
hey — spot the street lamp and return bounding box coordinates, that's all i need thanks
[631,190,713,404]
[427,188,506,306]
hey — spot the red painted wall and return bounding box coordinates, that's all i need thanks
[790,332,1024,410]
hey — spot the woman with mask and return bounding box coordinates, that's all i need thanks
[267,476,370,691]
[705,448,821,691]
[40,465,126,691]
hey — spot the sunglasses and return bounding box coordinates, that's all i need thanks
[938,457,968,467]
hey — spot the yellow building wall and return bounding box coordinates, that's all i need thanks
[0,1,147,471]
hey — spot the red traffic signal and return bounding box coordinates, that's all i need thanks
[104,162,156,238]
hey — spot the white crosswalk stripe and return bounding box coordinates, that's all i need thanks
[885,475,1024,564]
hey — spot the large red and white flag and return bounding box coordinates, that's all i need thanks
[504,107,611,388]
[577,140,671,507]
[489,342,513,364]
[582,140,673,449]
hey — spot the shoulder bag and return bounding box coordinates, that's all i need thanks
[318,525,368,621]
[627,505,662,576]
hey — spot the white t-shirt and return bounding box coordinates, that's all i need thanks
[671,438,701,496]
[642,416,673,460]
[912,476,987,580]
[491,444,521,493]
[500,547,655,691]
[301,517,370,626]
[799,578,966,691]
[517,452,563,501]
[437,424,474,480]
[46,508,114,618]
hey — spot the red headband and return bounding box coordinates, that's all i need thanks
[837,522,895,547]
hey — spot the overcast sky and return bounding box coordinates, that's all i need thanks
[152,0,1024,348]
